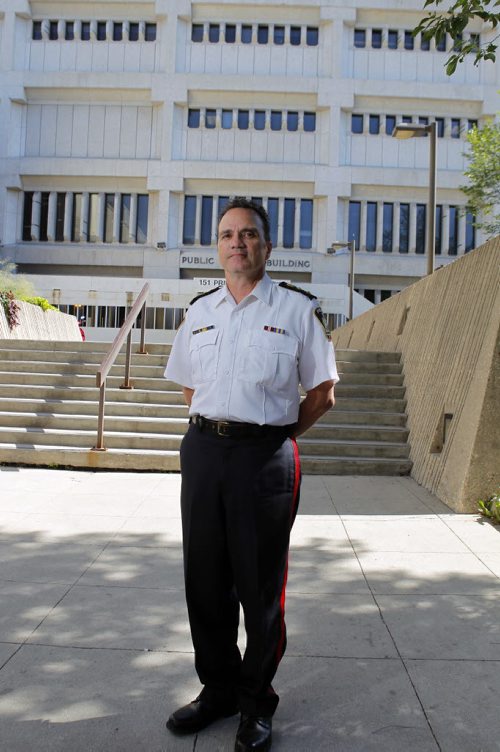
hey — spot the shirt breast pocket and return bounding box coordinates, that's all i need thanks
[189,327,220,383]
[239,330,299,391]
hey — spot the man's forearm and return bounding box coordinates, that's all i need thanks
[182,387,194,406]
[292,381,335,438]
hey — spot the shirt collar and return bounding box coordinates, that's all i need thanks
[213,273,274,308]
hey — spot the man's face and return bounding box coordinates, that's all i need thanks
[217,208,272,280]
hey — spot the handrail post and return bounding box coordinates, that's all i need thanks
[138,301,147,354]
[121,330,133,389]
[93,382,107,451]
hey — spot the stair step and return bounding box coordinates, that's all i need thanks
[300,456,413,475]
[297,437,410,458]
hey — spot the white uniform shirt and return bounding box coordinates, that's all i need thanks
[164,274,339,426]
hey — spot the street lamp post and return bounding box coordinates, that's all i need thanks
[329,239,355,320]
[392,121,437,276]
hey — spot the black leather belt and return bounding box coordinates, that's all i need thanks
[190,415,292,439]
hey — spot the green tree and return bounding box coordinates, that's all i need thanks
[462,122,500,236]
[0,259,34,298]
[414,0,500,75]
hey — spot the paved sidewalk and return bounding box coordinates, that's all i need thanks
[0,467,499,752]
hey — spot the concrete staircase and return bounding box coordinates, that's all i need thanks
[0,340,412,475]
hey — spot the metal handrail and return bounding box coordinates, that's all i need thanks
[92,283,150,451]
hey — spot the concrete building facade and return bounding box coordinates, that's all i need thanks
[0,0,498,340]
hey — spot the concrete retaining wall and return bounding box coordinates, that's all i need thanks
[0,300,81,341]
[332,237,500,512]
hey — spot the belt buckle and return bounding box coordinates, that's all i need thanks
[216,421,231,437]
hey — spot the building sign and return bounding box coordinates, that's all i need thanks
[181,251,312,271]
[195,278,226,290]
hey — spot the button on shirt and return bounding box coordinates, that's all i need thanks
[164,274,339,426]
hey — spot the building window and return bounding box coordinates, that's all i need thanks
[103,194,114,243]
[208,24,220,43]
[369,114,380,135]
[81,22,91,41]
[113,23,123,41]
[238,110,249,130]
[49,21,58,40]
[254,110,266,130]
[65,22,75,41]
[183,197,196,244]
[71,193,82,242]
[32,21,42,40]
[274,25,285,45]
[267,198,279,246]
[371,29,382,48]
[306,27,319,46]
[383,203,393,252]
[88,193,99,242]
[448,206,458,255]
[467,119,478,131]
[218,196,229,218]
[191,24,203,42]
[419,116,429,126]
[225,24,236,43]
[290,26,301,45]
[465,212,476,252]
[420,33,430,51]
[257,25,269,44]
[205,109,216,129]
[436,34,447,51]
[241,24,252,43]
[416,204,426,254]
[451,119,461,138]
[129,22,139,41]
[404,31,414,50]
[388,29,398,49]
[435,205,442,255]
[354,29,366,48]
[366,202,377,252]
[200,196,213,245]
[97,21,107,41]
[22,192,33,241]
[251,197,263,207]
[283,199,295,248]
[55,193,65,241]
[188,109,200,128]
[287,112,299,132]
[136,195,149,244]
[300,199,313,249]
[435,117,445,137]
[145,23,157,42]
[399,203,409,253]
[351,114,364,134]
[402,115,412,124]
[386,115,396,135]
[453,32,463,52]
[119,194,131,243]
[270,111,282,131]
[221,110,233,129]
[304,112,316,132]
[348,201,361,250]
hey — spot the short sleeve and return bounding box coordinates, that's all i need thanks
[298,300,339,391]
[164,313,194,389]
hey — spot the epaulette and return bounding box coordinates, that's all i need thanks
[189,287,221,306]
[279,281,317,300]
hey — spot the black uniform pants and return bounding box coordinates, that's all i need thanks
[179,422,301,717]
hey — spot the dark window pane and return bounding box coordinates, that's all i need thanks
[113,23,123,41]
[436,34,447,51]
[145,23,156,41]
[120,194,131,243]
[200,196,213,245]
[55,193,65,242]
[306,27,318,46]
[88,193,99,242]
[104,194,114,243]
[187,108,200,128]
[386,115,396,135]
[436,117,445,137]
[451,118,461,138]
[208,24,219,43]
[40,192,49,242]
[416,204,426,254]
[136,195,148,244]
[435,205,442,255]
[270,111,282,131]
[404,31,414,50]
[218,196,229,219]
[470,33,480,52]
[467,119,478,131]
[421,33,430,50]
[366,202,377,252]
[97,21,107,41]
[65,22,74,40]
[290,26,301,45]
[299,199,313,249]
[191,24,203,42]
[254,110,266,130]
[354,29,366,48]
[22,192,33,240]
[287,112,298,131]
[283,199,295,248]
[274,26,285,45]
[348,201,361,250]
[221,110,233,129]
[369,114,380,135]
[382,203,393,252]
[399,203,409,253]
[241,25,252,43]
[304,112,316,132]
[267,198,279,246]
[372,29,382,48]
[419,116,429,126]
[388,29,398,49]
[465,211,476,252]
[225,24,236,43]
[183,196,196,244]
[251,197,263,206]
[205,109,216,128]
[257,25,268,44]
[32,21,42,40]
[453,32,463,52]
[129,22,139,41]
[448,206,458,255]
[49,21,58,40]
[402,115,412,123]
[81,22,90,41]
[72,193,82,242]
[238,110,249,129]
[351,114,363,134]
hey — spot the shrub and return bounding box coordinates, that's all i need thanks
[21,296,58,312]
[478,489,500,524]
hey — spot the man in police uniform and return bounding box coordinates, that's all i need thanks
[164,198,338,751]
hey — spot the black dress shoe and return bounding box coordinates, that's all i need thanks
[235,715,272,751]
[166,696,238,735]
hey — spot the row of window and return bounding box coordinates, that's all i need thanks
[22,192,149,244]
[187,108,316,132]
[183,196,313,249]
[348,201,476,255]
[351,114,478,138]
[32,20,157,42]
[354,28,479,53]
[60,304,186,331]
[191,22,318,46]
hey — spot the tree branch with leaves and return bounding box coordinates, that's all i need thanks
[462,122,500,237]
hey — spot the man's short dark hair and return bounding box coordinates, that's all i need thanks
[217,197,271,243]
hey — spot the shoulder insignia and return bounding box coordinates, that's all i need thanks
[189,287,221,306]
[278,281,317,300]
[314,303,331,341]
